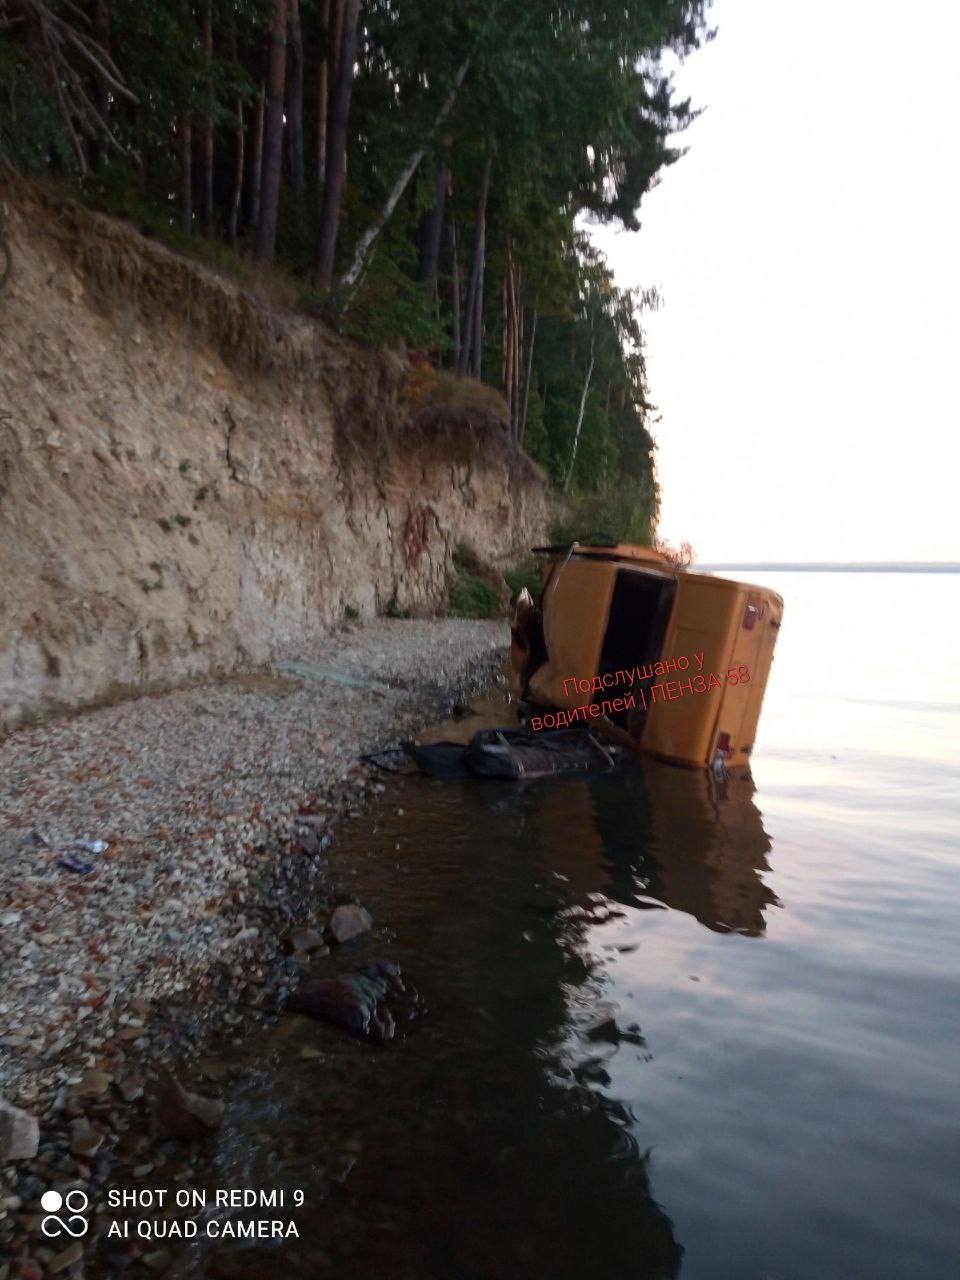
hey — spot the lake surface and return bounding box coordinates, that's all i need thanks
[178,571,960,1280]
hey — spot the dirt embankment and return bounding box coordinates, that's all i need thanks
[0,185,546,731]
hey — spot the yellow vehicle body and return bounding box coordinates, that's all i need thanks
[513,544,783,769]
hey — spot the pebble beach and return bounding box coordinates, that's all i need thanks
[0,618,506,1276]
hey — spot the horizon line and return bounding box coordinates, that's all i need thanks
[694,560,960,571]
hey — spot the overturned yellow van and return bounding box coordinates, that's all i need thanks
[510,543,783,770]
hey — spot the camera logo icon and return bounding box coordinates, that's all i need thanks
[40,1189,90,1239]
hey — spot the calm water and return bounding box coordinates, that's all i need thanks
[171,572,960,1280]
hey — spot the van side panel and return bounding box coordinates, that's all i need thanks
[640,576,740,765]
[527,560,617,710]
[640,577,783,767]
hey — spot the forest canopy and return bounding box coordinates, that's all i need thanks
[0,0,712,541]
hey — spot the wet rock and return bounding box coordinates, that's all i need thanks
[16,1173,46,1202]
[69,1116,104,1157]
[0,1097,39,1161]
[288,962,421,1043]
[573,1058,612,1087]
[328,904,372,945]
[585,1018,646,1047]
[160,1079,225,1139]
[47,1240,84,1273]
[143,1247,173,1271]
[206,1247,285,1280]
[98,1233,136,1272]
[283,927,327,956]
[195,1058,228,1084]
[115,1073,145,1103]
[75,1069,112,1098]
[291,827,321,856]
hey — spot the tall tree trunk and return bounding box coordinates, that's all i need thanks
[286,0,305,191]
[330,0,345,85]
[228,97,245,243]
[247,83,265,235]
[418,153,449,297]
[471,215,485,379]
[89,0,110,168]
[502,253,518,428]
[226,21,244,244]
[200,0,215,235]
[315,0,360,287]
[450,218,461,369]
[519,301,538,446]
[316,0,332,184]
[502,258,522,434]
[255,0,288,264]
[179,116,193,235]
[340,58,470,295]
[514,279,523,434]
[459,152,491,375]
[563,334,595,492]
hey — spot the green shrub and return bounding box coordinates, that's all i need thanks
[448,571,501,619]
[400,366,509,422]
[503,558,542,600]
[549,476,658,547]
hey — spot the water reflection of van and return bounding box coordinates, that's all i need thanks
[511,543,783,770]
[538,761,779,938]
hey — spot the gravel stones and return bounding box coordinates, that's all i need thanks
[68,1116,104,1157]
[0,1098,39,1161]
[0,614,504,1280]
[0,618,502,1114]
[74,1069,111,1099]
[46,1240,83,1273]
[114,1072,144,1103]
[284,927,327,956]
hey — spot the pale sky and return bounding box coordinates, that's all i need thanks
[590,0,960,563]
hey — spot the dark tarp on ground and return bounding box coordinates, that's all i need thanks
[402,728,619,781]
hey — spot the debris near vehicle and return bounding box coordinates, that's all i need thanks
[56,837,108,874]
[403,726,619,780]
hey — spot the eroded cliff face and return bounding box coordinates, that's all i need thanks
[0,187,546,730]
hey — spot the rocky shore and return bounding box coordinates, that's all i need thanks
[0,618,506,1278]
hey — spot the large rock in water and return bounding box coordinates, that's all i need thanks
[328,903,372,944]
[0,1097,39,1161]
[288,962,421,1043]
[158,1079,225,1140]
